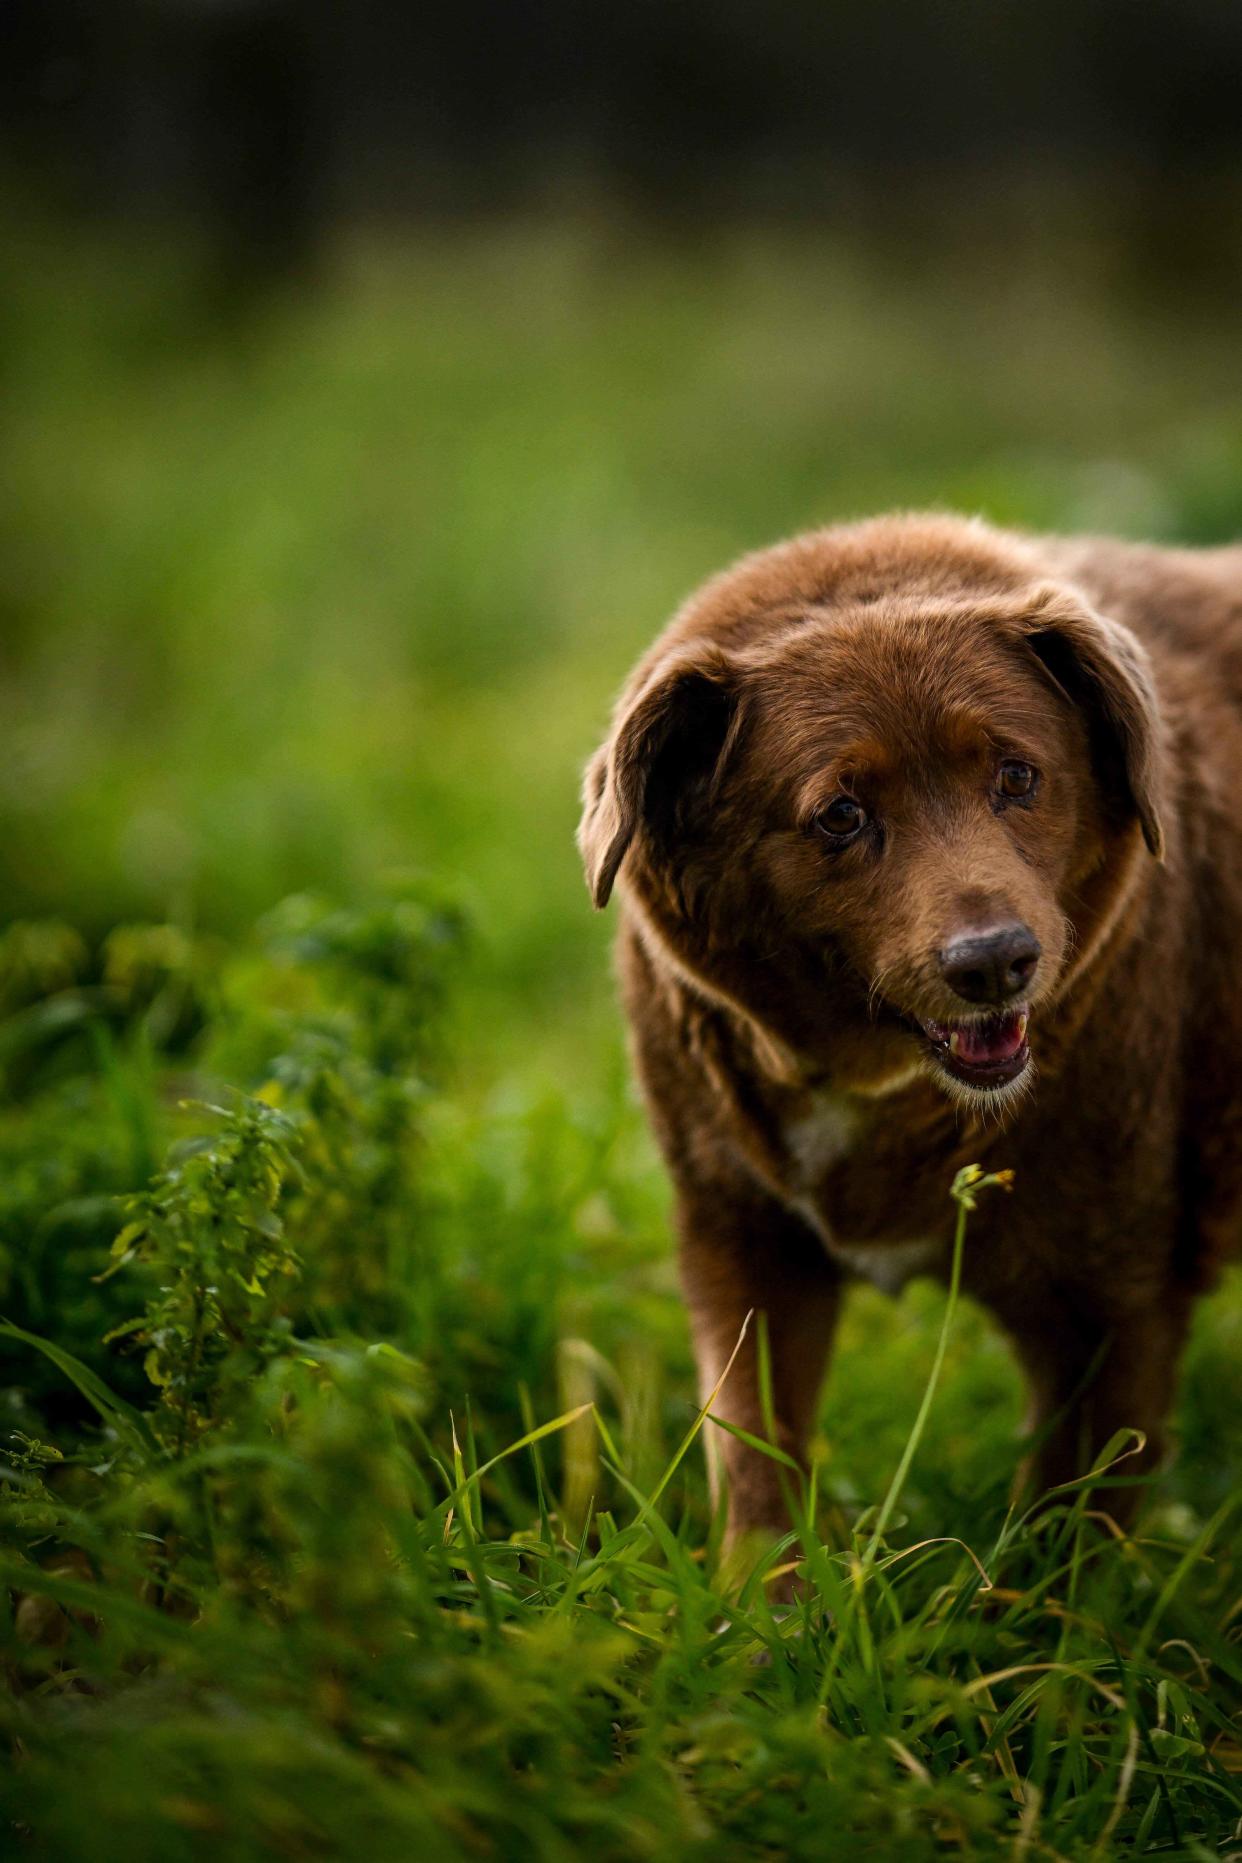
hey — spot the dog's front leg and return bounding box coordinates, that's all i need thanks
[675,1177,842,1577]
[1010,1294,1192,1524]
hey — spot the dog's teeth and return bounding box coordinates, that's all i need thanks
[1017,1014,1028,1039]
[948,1031,962,1056]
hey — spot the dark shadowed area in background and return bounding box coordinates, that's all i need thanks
[8,2,1242,260]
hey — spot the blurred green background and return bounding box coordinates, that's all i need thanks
[6,1,1242,1101]
[5,213,1242,1099]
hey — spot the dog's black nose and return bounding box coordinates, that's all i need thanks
[939,925,1040,1006]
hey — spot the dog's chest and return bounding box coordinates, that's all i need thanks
[782,1094,861,1184]
[779,1089,945,1294]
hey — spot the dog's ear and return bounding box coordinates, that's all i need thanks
[1021,589,1166,859]
[578,647,739,908]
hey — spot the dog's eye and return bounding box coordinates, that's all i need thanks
[997,760,1037,800]
[814,795,868,841]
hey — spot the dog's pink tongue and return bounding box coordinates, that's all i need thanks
[955,1012,1025,1064]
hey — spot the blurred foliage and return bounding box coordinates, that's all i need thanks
[3,220,1242,1854]
[4,215,1242,1088]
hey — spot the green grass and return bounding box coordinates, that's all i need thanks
[3,216,1242,1856]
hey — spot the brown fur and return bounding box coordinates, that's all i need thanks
[578,512,1242,1557]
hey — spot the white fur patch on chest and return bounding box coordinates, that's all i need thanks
[780,1091,942,1295]
[820,1232,944,1295]
[782,1090,861,1189]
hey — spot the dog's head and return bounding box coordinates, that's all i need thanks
[579,518,1166,1108]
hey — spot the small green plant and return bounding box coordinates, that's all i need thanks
[0,1432,63,1552]
[103,1096,304,1454]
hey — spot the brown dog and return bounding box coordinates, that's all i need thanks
[579,512,1242,1557]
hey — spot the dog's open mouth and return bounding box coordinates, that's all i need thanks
[920,1008,1030,1089]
